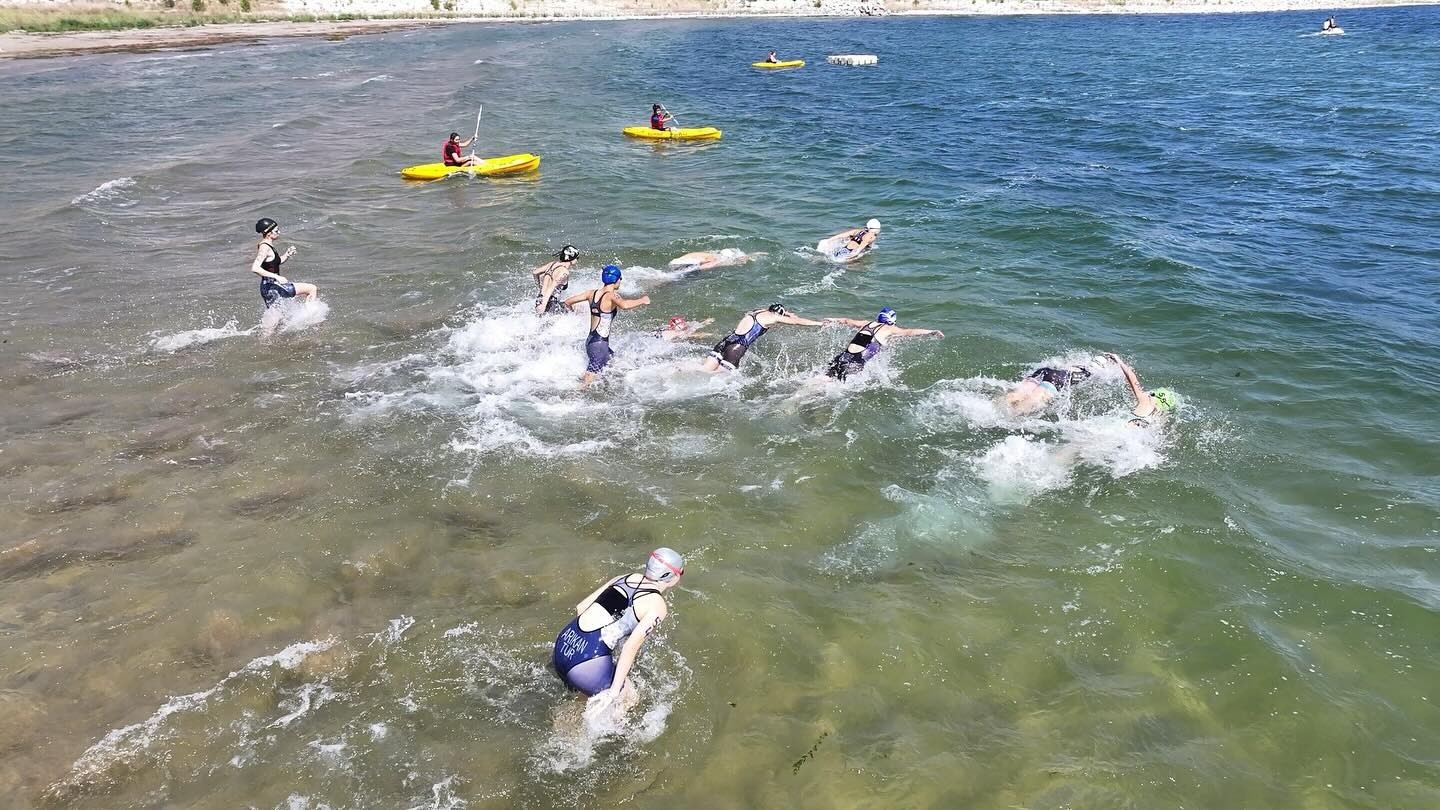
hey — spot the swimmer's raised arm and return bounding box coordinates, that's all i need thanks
[562,288,593,308]
[1107,353,1156,416]
[614,293,651,310]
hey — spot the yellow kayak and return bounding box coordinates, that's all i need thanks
[752,60,804,69]
[622,126,722,142]
[399,153,541,181]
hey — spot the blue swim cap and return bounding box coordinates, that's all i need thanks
[877,307,897,325]
[601,264,622,285]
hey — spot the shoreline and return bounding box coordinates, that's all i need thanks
[0,1,1427,60]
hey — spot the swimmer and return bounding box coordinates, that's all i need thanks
[667,249,766,272]
[1108,353,1181,427]
[702,304,826,372]
[534,245,580,315]
[819,219,881,263]
[250,218,318,316]
[442,131,476,167]
[563,264,651,386]
[656,316,715,342]
[650,104,673,131]
[553,548,684,710]
[1001,356,1113,415]
[823,307,943,381]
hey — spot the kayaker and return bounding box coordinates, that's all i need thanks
[250,217,318,310]
[1322,15,1336,31]
[552,548,685,711]
[766,51,780,63]
[650,104,673,131]
[534,245,580,315]
[823,307,943,381]
[442,131,475,167]
[702,304,826,372]
[563,264,651,385]
[821,219,881,263]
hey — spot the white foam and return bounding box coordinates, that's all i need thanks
[61,639,336,787]
[151,320,255,353]
[71,176,136,207]
[265,298,331,336]
[360,74,391,84]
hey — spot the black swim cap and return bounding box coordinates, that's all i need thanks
[768,303,788,316]
[557,245,579,262]
[255,218,278,235]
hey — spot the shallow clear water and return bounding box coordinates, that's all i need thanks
[2,8,1439,809]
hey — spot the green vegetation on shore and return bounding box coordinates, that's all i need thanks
[0,5,476,33]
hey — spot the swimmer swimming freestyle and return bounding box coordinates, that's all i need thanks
[824,307,943,381]
[819,219,881,263]
[553,548,685,710]
[702,304,826,372]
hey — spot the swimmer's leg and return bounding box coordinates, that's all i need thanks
[292,282,318,301]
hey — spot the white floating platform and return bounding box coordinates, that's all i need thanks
[827,54,878,66]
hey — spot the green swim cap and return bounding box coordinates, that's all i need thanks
[1151,388,1180,413]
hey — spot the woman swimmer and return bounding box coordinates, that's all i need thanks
[1001,356,1112,415]
[667,249,765,272]
[534,245,580,315]
[702,304,826,372]
[250,218,318,335]
[818,219,881,263]
[824,307,943,381]
[656,315,715,342]
[553,548,685,710]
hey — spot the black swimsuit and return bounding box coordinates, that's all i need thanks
[257,244,296,307]
[826,322,882,380]
[535,262,570,313]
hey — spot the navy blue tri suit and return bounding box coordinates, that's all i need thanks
[257,243,296,307]
[553,575,660,695]
[708,310,769,370]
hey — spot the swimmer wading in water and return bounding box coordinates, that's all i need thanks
[553,548,685,708]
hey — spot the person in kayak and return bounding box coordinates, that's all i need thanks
[442,131,476,167]
[1000,356,1112,415]
[668,249,766,272]
[534,244,580,315]
[553,548,685,709]
[703,304,826,372]
[563,264,651,385]
[824,307,943,381]
[766,51,780,63]
[821,219,881,262]
[657,315,715,342]
[1109,353,1182,427]
[1322,15,1337,31]
[250,217,318,310]
[650,104,673,131]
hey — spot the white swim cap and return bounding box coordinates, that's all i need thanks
[866,219,881,231]
[645,548,685,582]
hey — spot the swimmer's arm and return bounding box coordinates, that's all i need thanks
[823,317,869,328]
[776,314,825,327]
[610,604,666,694]
[890,326,944,338]
[1114,357,1156,416]
[614,294,652,310]
[562,289,592,308]
[688,331,715,340]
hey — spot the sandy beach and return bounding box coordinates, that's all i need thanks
[0,0,1428,59]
